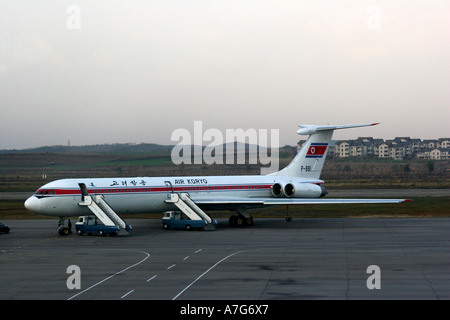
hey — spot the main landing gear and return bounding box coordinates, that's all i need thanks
[229,209,253,227]
[229,215,254,227]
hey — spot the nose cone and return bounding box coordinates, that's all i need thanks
[24,196,41,213]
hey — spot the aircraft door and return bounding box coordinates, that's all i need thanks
[78,183,88,201]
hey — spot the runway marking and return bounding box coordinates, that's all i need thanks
[147,275,157,282]
[121,290,134,299]
[195,249,202,254]
[67,249,150,300]
[184,256,190,260]
[167,264,176,270]
[172,250,245,300]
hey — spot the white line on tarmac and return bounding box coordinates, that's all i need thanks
[121,290,134,299]
[172,250,245,300]
[67,250,150,300]
[147,275,157,282]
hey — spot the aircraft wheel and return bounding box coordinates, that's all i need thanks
[59,228,70,236]
[246,216,253,226]
[229,216,237,227]
[236,216,244,227]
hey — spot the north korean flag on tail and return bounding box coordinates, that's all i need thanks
[306,143,328,158]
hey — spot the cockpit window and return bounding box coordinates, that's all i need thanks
[34,189,55,196]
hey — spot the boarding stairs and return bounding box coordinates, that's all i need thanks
[78,184,131,233]
[165,192,215,230]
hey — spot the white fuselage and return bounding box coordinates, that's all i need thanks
[25,175,322,217]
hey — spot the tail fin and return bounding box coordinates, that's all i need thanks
[271,123,378,179]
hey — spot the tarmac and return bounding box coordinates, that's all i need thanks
[0,217,448,300]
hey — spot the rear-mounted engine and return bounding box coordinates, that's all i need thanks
[283,182,327,198]
[270,183,284,197]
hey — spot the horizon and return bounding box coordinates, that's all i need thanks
[2,134,448,152]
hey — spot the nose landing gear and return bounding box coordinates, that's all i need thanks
[58,217,72,236]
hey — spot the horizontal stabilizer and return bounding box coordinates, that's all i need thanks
[297,123,379,135]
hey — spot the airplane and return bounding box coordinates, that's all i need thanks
[24,123,409,234]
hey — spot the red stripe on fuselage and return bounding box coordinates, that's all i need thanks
[35,184,273,197]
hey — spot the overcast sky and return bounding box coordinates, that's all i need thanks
[1,0,449,149]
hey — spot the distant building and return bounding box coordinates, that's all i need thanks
[417,148,450,160]
[301,137,450,160]
[438,138,450,149]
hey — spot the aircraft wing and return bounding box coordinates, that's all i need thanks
[194,198,410,206]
